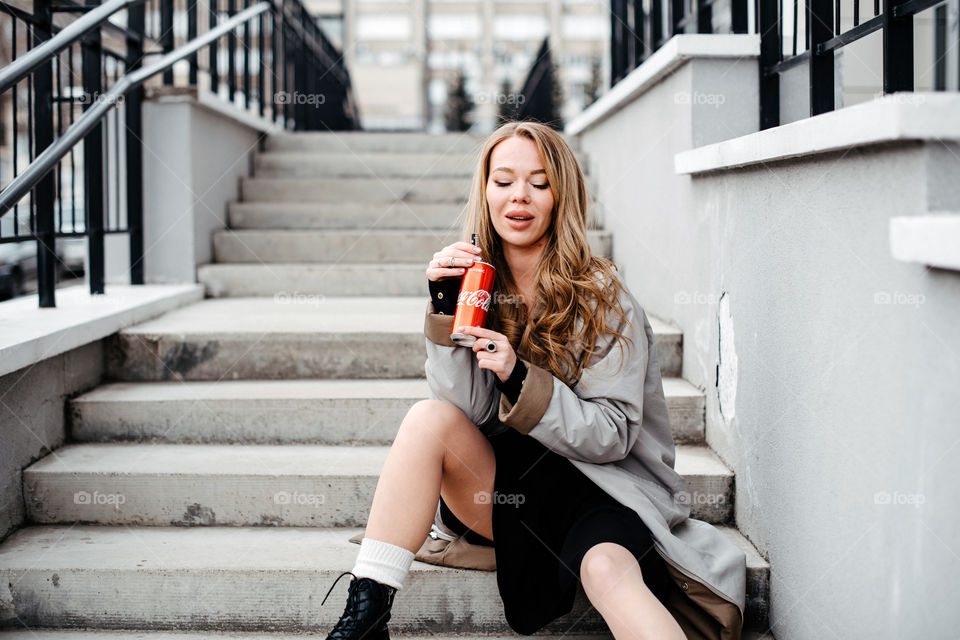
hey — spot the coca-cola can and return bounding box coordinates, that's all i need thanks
[451,260,496,346]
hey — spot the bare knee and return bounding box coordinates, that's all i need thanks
[580,543,641,593]
[397,399,471,445]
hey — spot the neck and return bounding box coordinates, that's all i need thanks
[503,238,547,293]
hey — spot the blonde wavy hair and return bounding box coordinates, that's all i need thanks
[460,121,633,384]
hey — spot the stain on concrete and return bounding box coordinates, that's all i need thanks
[50,573,60,587]
[161,341,220,379]
[176,503,216,526]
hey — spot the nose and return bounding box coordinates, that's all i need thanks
[510,184,531,203]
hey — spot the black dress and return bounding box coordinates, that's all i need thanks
[440,426,662,635]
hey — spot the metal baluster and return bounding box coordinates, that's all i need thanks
[83,0,105,294]
[127,0,144,284]
[34,0,57,306]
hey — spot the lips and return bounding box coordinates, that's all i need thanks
[506,210,534,221]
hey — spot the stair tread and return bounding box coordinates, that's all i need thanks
[0,524,766,571]
[73,376,699,403]
[25,443,728,477]
[118,297,682,338]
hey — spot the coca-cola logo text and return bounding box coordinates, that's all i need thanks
[458,289,492,312]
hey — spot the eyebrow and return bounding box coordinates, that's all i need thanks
[492,167,546,175]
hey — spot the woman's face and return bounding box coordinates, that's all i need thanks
[485,135,555,254]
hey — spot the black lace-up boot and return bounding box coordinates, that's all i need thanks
[322,571,398,640]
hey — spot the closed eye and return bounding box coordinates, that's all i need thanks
[494,181,550,190]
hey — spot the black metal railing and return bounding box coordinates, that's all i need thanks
[0,0,357,307]
[758,0,954,128]
[609,0,750,85]
[509,37,563,130]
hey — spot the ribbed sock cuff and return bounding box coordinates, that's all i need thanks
[351,537,415,590]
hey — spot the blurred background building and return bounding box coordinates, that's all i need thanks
[308,0,605,132]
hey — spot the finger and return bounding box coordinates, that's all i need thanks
[456,326,504,339]
[451,241,484,254]
[427,267,468,281]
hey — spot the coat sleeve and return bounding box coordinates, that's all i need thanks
[497,293,651,464]
[423,301,500,427]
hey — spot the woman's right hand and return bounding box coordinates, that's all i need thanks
[426,241,483,282]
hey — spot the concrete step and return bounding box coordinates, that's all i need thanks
[212,230,613,264]
[253,151,478,178]
[69,377,704,445]
[7,633,774,640]
[105,298,683,381]
[0,525,768,632]
[265,131,485,153]
[23,443,732,526]
[241,177,472,203]
[198,262,440,297]
[228,201,463,230]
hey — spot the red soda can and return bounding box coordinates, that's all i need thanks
[451,260,496,346]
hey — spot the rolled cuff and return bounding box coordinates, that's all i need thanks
[424,301,456,346]
[498,360,553,435]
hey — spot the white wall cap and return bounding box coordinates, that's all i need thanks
[0,284,203,378]
[150,88,285,135]
[890,214,960,271]
[565,34,760,137]
[675,93,960,175]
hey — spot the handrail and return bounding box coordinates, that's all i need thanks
[0,0,272,216]
[0,0,144,94]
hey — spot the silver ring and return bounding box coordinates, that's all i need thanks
[484,341,498,352]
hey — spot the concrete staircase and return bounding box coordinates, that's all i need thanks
[0,132,771,638]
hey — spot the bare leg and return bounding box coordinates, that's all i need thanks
[363,399,496,552]
[580,542,686,640]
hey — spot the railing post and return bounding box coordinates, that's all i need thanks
[731,0,749,33]
[610,0,628,84]
[258,9,265,117]
[882,0,913,92]
[160,0,174,85]
[759,0,781,129]
[127,0,145,284]
[188,0,198,85]
[808,0,835,115]
[34,0,57,307]
[242,0,251,108]
[670,0,685,35]
[271,3,279,121]
[210,0,220,94]
[697,0,712,32]
[82,0,105,294]
[632,0,646,63]
[228,0,237,102]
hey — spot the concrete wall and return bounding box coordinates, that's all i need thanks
[574,33,960,636]
[0,343,104,541]
[122,91,264,285]
[683,138,960,639]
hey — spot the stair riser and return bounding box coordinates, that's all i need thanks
[241,178,471,203]
[106,333,427,382]
[70,395,704,445]
[212,231,612,264]
[23,473,731,526]
[106,332,683,381]
[265,133,484,154]
[254,154,477,178]
[0,570,608,633]
[228,203,462,230]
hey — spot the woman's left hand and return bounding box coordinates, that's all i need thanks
[456,325,516,383]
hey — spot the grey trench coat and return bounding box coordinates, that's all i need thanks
[422,281,747,640]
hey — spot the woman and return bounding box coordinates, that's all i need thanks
[323,122,747,640]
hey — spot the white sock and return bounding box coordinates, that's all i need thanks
[350,537,415,590]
